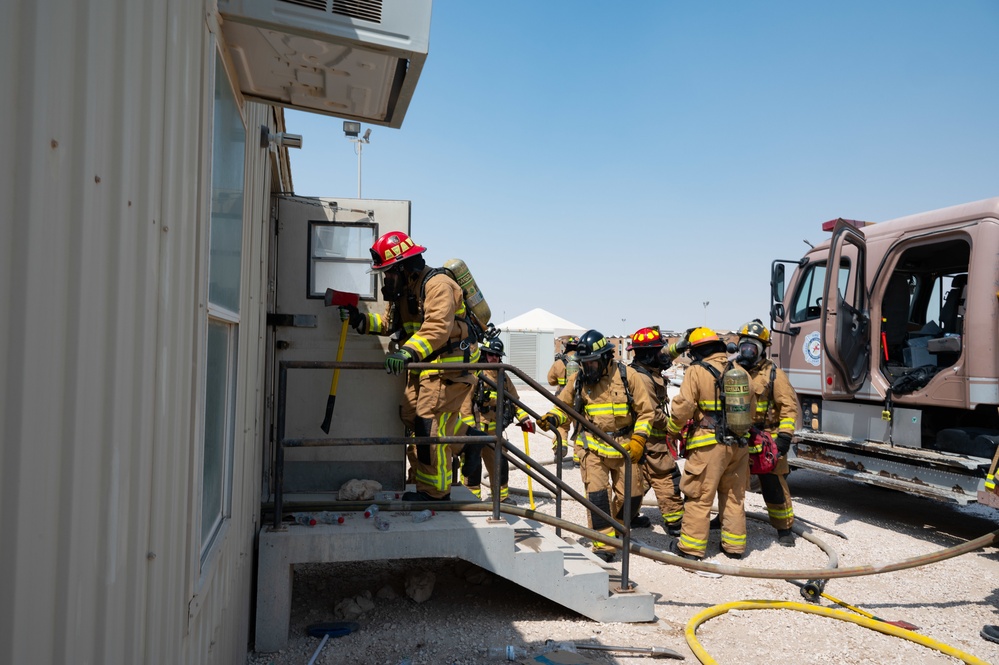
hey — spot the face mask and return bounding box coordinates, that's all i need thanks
[582,358,604,384]
[737,340,761,367]
[381,270,404,300]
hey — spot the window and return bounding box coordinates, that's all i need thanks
[308,220,377,299]
[789,261,850,323]
[201,52,244,559]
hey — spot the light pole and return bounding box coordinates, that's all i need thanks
[702,301,709,326]
[342,121,371,198]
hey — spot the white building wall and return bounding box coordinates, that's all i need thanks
[0,2,279,663]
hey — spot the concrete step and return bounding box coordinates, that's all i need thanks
[492,514,655,623]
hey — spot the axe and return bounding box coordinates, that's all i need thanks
[321,288,360,433]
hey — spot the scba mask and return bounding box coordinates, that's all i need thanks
[737,338,764,368]
[581,358,607,384]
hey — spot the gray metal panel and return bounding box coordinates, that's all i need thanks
[507,332,538,387]
[821,401,922,448]
[0,3,275,664]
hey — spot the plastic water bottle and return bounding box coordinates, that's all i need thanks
[315,511,344,525]
[412,509,435,523]
[291,512,316,526]
[363,504,379,518]
[485,645,528,660]
[374,515,390,531]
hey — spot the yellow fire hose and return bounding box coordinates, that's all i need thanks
[685,600,990,665]
[523,429,536,509]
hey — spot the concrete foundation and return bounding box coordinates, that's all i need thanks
[254,488,655,652]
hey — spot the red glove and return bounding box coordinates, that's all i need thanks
[518,419,536,434]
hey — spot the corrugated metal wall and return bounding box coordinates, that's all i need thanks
[0,2,277,663]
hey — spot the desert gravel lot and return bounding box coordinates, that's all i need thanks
[247,390,999,665]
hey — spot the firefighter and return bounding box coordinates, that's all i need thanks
[666,328,755,560]
[735,319,799,547]
[536,329,656,562]
[350,230,482,501]
[627,327,685,536]
[460,337,534,502]
[546,336,580,463]
[342,238,425,483]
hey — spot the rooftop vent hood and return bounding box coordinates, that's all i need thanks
[218,0,431,128]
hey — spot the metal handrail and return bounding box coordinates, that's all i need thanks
[273,359,638,591]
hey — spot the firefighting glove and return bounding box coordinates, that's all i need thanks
[776,432,793,456]
[627,435,646,463]
[536,415,558,432]
[518,419,536,434]
[340,304,364,332]
[384,349,413,375]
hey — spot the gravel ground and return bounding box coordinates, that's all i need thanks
[247,390,999,665]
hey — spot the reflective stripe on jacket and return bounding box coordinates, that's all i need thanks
[543,361,655,457]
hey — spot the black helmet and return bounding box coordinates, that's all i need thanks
[576,330,615,362]
[481,338,505,357]
[576,330,614,384]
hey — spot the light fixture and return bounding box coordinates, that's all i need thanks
[259,125,303,149]
[343,121,361,138]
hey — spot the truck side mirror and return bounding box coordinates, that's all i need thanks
[771,302,785,322]
[772,263,785,303]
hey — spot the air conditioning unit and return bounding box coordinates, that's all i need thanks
[218,0,432,128]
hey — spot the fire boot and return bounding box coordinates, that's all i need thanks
[777,528,796,547]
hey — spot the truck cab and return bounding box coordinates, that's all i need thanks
[770,197,999,505]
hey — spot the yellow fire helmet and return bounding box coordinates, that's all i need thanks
[738,319,771,346]
[687,327,721,347]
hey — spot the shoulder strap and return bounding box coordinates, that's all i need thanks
[618,362,634,417]
[694,359,730,444]
[629,362,653,379]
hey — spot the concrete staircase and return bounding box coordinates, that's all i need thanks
[254,488,656,653]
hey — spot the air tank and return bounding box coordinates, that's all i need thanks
[444,258,491,331]
[723,363,753,436]
[565,352,580,382]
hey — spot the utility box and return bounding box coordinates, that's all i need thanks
[218,0,432,126]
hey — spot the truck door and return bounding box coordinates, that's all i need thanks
[821,222,869,398]
[266,196,412,495]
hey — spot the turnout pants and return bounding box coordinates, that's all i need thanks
[642,444,684,528]
[678,442,749,558]
[755,454,794,530]
[413,374,474,499]
[581,451,644,553]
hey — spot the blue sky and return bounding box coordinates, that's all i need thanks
[285,1,999,336]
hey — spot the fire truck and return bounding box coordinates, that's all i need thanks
[769,197,999,507]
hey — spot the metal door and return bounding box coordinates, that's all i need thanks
[265,196,412,495]
[821,222,869,398]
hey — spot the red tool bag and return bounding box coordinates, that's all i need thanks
[748,427,779,475]
[668,420,695,460]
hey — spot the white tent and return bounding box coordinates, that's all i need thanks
[493,308,586,388]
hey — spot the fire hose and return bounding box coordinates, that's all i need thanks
[311,500,998,662]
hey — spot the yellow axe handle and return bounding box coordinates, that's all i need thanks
[320,319,349,434]
[523,430,535,510]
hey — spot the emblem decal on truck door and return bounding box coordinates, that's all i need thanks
[803,331,822,366]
